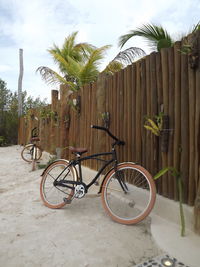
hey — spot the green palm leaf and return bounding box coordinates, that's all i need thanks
[119,23,174,51]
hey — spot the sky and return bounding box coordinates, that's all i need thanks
[0,0,200,102]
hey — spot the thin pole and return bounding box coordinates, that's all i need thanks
[18,48,23,117]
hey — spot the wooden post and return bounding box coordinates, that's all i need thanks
[188,33,196,206]
[173,41,181,201]
[18,48,23,117]
[145,57,151,172]
[60,85,70,159]
[96,73,107,154]
[50,90,59,155]
[156,52,163,194]
[161,48,169,197]
[150,52,158,176]
[180,44,189,203]
[168,47,175,199]
[135,62,142,164]
[141,59,147,168]
[194,32,200,234]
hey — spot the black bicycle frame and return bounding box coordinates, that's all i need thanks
[54,124,127,193]
[55,150,117,192]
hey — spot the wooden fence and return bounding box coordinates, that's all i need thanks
[18,32,200,212]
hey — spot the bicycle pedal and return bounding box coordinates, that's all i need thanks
[94,181,99,186]
[63,198,72,204]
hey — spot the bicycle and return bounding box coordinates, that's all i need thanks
[21,127,43,163]
[40,125,156,225]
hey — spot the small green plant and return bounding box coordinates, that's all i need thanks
[154,167,185,237]
[38,155,57,169]
[0,136,6,146]
[144,112,163,136]
[179,43,192,55]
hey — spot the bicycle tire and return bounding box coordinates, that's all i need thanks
[21,144,42,163]
[40,160,77,209]
[101,163,156,225]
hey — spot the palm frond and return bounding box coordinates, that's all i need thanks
[80,45,111,84]
[192,21,200,33]
[36,66,78,91]
[102,60,124,75]
[113,47,146,65]
[119,23,173,51]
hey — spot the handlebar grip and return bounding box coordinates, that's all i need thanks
[91,125,106,130]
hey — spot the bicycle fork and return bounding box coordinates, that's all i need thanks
[114,163,129,193]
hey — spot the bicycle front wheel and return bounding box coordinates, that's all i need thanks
[40,160,77,209]
[101,163,156,225]
[21,144,42,162]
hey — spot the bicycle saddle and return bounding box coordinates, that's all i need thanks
[31,137,40,142]
[69,147,88,155]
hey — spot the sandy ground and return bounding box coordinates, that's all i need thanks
[0,145,163,267]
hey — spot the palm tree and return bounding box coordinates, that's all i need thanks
[119,22,200,53]
[37,32,111,91]
[103,47,146,74]
[119,23,174,52]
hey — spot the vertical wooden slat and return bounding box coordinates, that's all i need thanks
[150,52,158,176]
[156,52,163,194]
[145,57,151,172]
[180,46,189,203]
[161,48,169,197]
[135,62,142,164]
[141,59,147,168]
[173,41,181,201]
[188,34,196,205]
[168,47,175,199]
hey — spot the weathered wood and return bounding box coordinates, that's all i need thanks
[135,62,142,164]
[161,48,169,197]
[188,33,196,205]
[168,47,175,199]
[145,57,151,172]
[141,59,147,168]
[173,41,182,201]
[50,90,58,154]
[156,53,163,194]
[180,47,189,203]
[150,52,158,176]
[60,85,70,159]
[194,32,200,233]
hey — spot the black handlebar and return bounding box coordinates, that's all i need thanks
[91,125,125,146]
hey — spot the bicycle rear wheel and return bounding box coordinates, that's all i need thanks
[21,144,42,163]
[40,160,77,209]
[101,163,156,225]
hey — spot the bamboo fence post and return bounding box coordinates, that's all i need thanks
[131,64,136,163]
[60,85,70,159]
[173,41,181,201]
[156,53,163,194]
[194,32,200,234]
[135,62,142,164]
[50,90,58,155]
[161,48,169,197]
[145,57,151,172]
[118,69,124,163]
[127,65,133,162]
[180,44,189,203]
[188,34,196,206]
[123,68,128,162]
[150,52,158,176]
[141,59,147,168]
[96,73,107,156]
[168,47,175,199]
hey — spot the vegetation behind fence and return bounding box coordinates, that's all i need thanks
[18,32,200,214]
